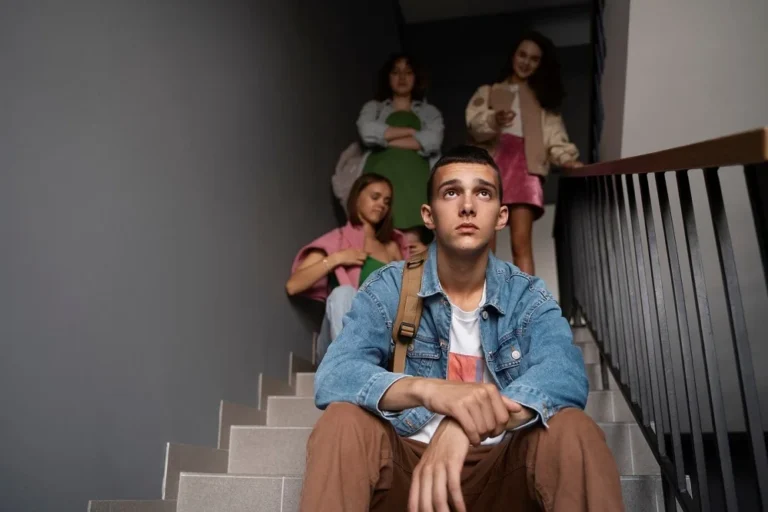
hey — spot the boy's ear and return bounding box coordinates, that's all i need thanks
[496,205,509,231]
[421,204,435,229]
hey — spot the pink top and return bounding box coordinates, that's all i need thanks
[291,222,409,302]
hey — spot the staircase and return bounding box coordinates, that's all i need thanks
[88,327,670,511]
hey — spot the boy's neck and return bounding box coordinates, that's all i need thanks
[436,244,489,310]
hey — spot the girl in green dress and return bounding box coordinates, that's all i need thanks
[357,53,444,231]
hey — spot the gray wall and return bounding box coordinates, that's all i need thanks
[601,0,768,431]
[403,7,592,204]
[598,0,630,160]
[0,1,398,510]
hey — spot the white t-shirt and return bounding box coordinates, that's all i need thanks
[408,284,506,445]
[500,83,524,138]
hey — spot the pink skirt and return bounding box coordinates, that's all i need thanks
[494,134,544,220]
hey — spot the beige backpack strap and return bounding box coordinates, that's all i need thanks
[390,253,427,373]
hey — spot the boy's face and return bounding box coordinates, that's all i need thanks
[403,231,428,256]
[421,163,508,255]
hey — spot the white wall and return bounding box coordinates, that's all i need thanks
[598,0,631,160]
[599,0,768,431]
[622,0,768,155]
[496,205,560,302]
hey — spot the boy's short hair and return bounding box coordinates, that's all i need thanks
[426,145,503,204]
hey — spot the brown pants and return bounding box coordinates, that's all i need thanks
[299,403,624,511]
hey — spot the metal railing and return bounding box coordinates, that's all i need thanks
[554,128,768,511]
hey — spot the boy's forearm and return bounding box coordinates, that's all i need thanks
[379,377,429,411]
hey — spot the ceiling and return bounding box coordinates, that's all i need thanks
[399,0,591,24]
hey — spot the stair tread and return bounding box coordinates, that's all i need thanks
[176,473,664,512]
[163,443,228,500]
[227,420,658,477]
[88,500,177,512]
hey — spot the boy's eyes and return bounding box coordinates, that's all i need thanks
[444,189,492,198]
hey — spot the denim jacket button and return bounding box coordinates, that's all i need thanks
[512,350,521,360]
[481,310,489,320]
[407,343,414,352]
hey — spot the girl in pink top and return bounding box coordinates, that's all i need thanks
[287,174,408,362]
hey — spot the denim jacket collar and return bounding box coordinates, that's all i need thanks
[418,242,507,315]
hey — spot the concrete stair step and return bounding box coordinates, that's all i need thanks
[218,400,265,450]
[162,443,228,500]
[585,362,604,390]
[227,420,657,477]
[88,501,176,512]
[177,474,302,512]
[289,353,314,387]
[228,426,310,476]
[266,396,322,427]
[258,374,293,411]
[585,390,635,423]
[293,372,314,397]
[286,359,604,401]
[577,340,600,364]
[176,473,665,512]
[572,326,596,343]
[265,384,621,429]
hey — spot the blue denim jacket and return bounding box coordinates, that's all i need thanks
[314,243,588,437]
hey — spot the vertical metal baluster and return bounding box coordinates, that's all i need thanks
[576,181,592,326]
[608,175,637,395]
[743,163,768,298]
[555,186,572,320]
[656,172,708,507]
[640,173,686,489]
[677,171,738,511]
[591,179,606,341]
[704,167,768,508]
[585,178,602,340]
[617,174,649,421]
[627,175,666,443]
[596,177,617,363]
[577,180,592,323]
[602,176,627,382]
[559,182,574,320]
[639,173,684,476]
[663,479,679,512]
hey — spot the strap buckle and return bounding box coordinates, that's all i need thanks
[397,322,416,341]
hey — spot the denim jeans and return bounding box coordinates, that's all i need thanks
[316,285,356,364]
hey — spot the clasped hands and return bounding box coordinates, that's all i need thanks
[408,380,534,512]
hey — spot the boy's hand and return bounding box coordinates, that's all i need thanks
[506,404,536,429]
[417,380,521,445]
[408,418,470,512]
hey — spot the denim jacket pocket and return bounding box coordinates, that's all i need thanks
[489,334,524,382]
[405,338,441,376]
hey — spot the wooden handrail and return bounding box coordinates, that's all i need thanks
[563,127,768,178]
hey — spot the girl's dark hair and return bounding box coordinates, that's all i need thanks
[375,53,427,102]
[503,31,565,112]
[411,225,434,246]
[346,173,395,243]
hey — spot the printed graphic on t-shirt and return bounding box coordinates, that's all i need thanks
[448,353,485,383]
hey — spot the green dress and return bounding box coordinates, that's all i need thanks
[363,110,430,229]
[328,257,386,291]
